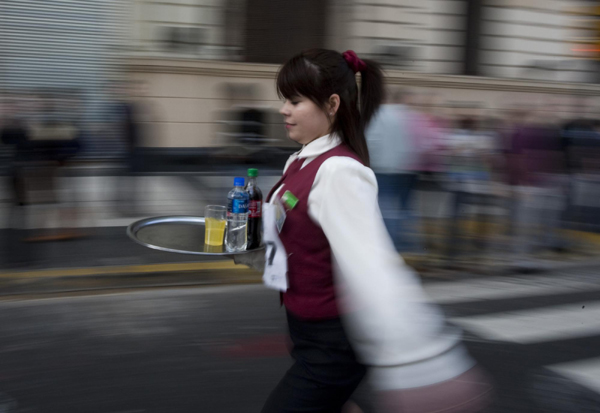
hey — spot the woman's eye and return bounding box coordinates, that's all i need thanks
[291,101,299,105]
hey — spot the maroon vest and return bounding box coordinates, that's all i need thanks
[267,144,363,320]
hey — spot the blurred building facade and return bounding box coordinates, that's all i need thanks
[0,1,130,157]
[129,0,600,78]
[2,0,600,152]
[124,0,600,150]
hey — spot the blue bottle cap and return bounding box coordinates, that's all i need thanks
[234,177,245,187]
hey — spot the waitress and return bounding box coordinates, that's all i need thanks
[239,49,492,413]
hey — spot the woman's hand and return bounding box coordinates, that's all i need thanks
[231,249,265,272]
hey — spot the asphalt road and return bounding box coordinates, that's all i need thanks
[0,268,599,412]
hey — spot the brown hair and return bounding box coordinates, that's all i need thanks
[276,49,383,166]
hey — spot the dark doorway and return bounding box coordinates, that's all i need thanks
[464,0,483,76]
[244,0,329,64]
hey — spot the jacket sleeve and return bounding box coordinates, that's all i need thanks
[308,157,474,390]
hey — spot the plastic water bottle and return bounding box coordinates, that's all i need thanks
[225,177,249,252]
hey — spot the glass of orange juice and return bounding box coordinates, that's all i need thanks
[204,205,227,247]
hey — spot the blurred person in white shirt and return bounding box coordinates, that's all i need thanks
[365,89,421,251]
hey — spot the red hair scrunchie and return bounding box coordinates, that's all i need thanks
[342,50,367,73]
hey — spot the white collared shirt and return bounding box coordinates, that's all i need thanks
[271,133,472,390]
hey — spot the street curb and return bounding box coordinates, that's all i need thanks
[0,261,262,297]
[1,254,599,297]
[0,261,243,280]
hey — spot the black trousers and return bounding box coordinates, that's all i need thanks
[261,311,366,413]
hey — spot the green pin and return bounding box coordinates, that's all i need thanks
[282,190,299,210]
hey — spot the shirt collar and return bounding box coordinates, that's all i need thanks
[297,133,342,159]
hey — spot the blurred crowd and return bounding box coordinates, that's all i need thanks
[2,82,600,268]
[367,89,600,266]
[0,83,147,244]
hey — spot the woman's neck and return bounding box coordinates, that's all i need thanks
[303,132,330,146]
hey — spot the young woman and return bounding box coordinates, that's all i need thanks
[240,49,492,413]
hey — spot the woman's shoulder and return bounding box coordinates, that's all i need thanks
[309,155,379,208]
[318,155,377,183]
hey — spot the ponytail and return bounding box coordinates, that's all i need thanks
[349,58,384,166]
[358,59,384,132]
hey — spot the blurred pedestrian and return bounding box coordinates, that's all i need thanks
[0,95,33,266]
[560,112,600,230]
[365,89,420,251]
[410,94,450,253]
[406,93,449,252]
[509,109,567,258]
[411,93,448,177]
[109,81,145,215]
[443,116,497,261]
[1,96,30,207]
[25,92,81,241]
[238,49,491,413]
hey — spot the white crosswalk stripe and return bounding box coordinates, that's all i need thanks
[548,357,600,394]
[423,270,600,400]
[425,271,600,304]
[449,301,600,344]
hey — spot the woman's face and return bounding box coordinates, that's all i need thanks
[279,95,331,145]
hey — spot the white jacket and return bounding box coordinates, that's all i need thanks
[271,133,474,390]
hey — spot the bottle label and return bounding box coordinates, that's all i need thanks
[249,201,262,218]
[229,198,248,214]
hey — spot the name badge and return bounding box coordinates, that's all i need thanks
[281,190,299,210]
[274,197,287,233]
[262,203,288,291]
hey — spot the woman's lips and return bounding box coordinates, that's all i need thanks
[285,124,295,129]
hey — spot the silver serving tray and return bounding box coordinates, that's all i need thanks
[127,216,264,256]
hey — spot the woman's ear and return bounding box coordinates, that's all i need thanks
[328,94,341,116]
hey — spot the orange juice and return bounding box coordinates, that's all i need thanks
[205,217,226,246]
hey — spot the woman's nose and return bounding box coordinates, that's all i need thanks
[279,102,289,116]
